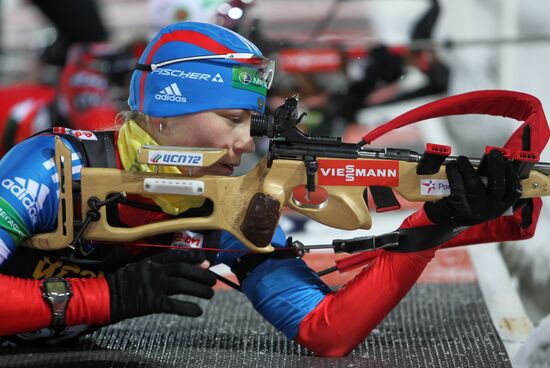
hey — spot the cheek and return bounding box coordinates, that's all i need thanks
[162,132,193,147]
[162,123,210,147]
[194,124,232,147]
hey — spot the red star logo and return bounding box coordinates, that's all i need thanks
[422,180,436,193]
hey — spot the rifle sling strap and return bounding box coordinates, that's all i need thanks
[232,224,468,283]
[333,225,469,254]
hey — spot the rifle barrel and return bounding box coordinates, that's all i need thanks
[533,162,550,175]
[443,157,550,176]
[273,144,550,176]
[360,149,550,175]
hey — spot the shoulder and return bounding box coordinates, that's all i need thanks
[0,134,83,178]
[1,135,57,171]
[0,134,84,234]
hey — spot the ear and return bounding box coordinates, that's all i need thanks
[146,117,166,135]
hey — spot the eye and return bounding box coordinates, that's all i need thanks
[227,116,242,124]
[219,110,250,124]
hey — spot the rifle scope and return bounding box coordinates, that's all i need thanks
[251,96,300,138]
[250,113,275,138]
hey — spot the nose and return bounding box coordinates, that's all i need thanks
[233,121,255,155]
[234,133,255,155]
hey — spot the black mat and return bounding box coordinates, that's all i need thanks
[0,283,510,368]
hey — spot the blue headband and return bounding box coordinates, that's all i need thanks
[128,22,272,117]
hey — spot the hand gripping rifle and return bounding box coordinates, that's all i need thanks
[30,90,550,257]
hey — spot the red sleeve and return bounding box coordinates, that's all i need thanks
[296,199,542,357]
[0,275,50,335]
[442,198,542,247]
[65,277,111,327]
[400,198,542,247]
[399,206,436,229]
[297,248,437,356]
[0,275,111,336]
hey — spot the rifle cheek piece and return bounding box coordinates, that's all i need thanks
[240,193,281,247]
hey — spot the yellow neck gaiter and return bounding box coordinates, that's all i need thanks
[118,120,205,215]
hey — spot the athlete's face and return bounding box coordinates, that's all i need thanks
[152,109,255,176]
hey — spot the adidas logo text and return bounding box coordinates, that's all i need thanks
[2,177,49,224]
[155,83,187,103]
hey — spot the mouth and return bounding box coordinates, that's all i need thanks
[219,162,239,175]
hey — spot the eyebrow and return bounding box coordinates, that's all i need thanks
[218,109,250,117]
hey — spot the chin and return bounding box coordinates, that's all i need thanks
[200,166,233,177]
[217,166,234,176]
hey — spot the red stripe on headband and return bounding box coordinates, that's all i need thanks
[139,30,236,112]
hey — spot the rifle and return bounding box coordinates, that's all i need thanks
[30,90,550,257]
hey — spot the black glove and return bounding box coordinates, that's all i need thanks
[424,150,522,226]
[106,250,216,323]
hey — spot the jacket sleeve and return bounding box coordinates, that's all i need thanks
[294,199,542,357]
[400,198,542,247]
[0,274,111,336]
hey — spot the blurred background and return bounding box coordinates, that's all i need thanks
[1,0,549,345]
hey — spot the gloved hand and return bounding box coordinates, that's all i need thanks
[106,250,216,323]
[424,150,522,226]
